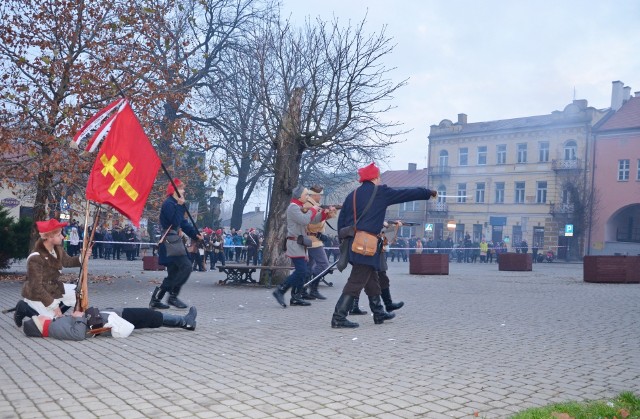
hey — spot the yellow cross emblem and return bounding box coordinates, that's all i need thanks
[99,154,139,201]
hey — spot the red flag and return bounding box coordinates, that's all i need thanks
[86,101,160,226]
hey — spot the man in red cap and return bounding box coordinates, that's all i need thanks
[14,219,84,327]
[331,162,437,328]
[149,178,202,309]
[245,228,260,266]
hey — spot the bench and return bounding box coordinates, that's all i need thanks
[216,264,334,287]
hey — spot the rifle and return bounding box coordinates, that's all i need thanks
[75,205,101,312]
[320,204,342,210]
[386,220,419,226]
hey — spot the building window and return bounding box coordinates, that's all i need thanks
[517,143,527,163]
[457,183,467,203]
[473,224,483,243]
[399,226,416,238]
[439,150,449,167]
[497,144,506,165]
[536,181,547,203]
[515,182,525,203]
[539,141,549,162]
[477,146,487,165]
[475,182,485,203]
[618,159,630,181]
[564,140,577,160]
[495,182,505,203]
[533,226,544,249]
[512,225,522,248]
[437,185,446,203]
[561,188,570,204]
[459,147,468,166]
[401,201,417,211]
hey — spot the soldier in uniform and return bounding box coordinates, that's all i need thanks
[331,162,437,328]
[272,185,331,308]
[149,178,202,310]
[303,185,338,300]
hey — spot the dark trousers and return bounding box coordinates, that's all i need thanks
[246,247,258,265]
[342,264,381,297]
[377,270,390,289]
[161,256,193,294]
[283,257,309,288]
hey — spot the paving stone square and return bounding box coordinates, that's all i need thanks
[1,258,639,418]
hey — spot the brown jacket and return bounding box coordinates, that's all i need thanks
[21,239,81,307]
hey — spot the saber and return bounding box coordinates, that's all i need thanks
[436,195,469,199]
[304,260,339,287]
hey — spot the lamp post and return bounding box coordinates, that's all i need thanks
[209,187,224,229]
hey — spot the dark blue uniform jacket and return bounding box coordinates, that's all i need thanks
[337,181,434,271]
[158,196,199,265]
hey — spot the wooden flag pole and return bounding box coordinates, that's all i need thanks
[108,75,199,233]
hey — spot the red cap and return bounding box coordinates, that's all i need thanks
[216,229,222,235]
[166,178,184,196]
[36,219,68,234]
[357,162,380,182]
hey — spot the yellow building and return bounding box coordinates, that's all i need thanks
[427,100,607,258]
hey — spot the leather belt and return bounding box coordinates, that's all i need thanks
[286,236,297,240]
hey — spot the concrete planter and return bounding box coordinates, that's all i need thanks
[142,255,165,271]
[583,255,640,283]
[498,253,532,271]
[409,253,449,275]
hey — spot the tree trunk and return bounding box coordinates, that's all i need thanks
[260,88,304,284]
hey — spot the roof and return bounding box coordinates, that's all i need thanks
[381,168,428,188]
[596,96,640,131]
[429,100,596,138]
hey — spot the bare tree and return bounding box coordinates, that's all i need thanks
[255,15,407,282]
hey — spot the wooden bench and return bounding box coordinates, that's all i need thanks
[216,264,334,286]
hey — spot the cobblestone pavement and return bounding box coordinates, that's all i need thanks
[0,258,639,419]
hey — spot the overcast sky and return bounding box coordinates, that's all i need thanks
[281,0,640,171]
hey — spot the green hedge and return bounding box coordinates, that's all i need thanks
[0,205,31,269]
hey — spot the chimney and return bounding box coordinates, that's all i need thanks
[623,86,631,103]
[255,206,260,212]
[611,80,624,111]
[457,113,467,125]
[408,163,417,172]
[635,91,640,98]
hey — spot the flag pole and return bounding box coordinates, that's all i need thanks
[108,75,200,233]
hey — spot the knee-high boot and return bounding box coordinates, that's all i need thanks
[290,286,311,306]
[309,278,326,300]
[167,285,188,309]
[272,283,291,308]
[161,307,197,330]
[301,275,315,300]
[381,287,404,312]
[149,286,170,309]
[349,296,368,315]
[331,294,359,328]
[13,300,38,327]
[369,295,395,324]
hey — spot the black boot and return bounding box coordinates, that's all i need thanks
[59,302,71,314]
[331,294,359,328]
[369,295,395,324]
[301,281,315,300]
[272,283,291,308]
[381,287,404,312]
[149,287,170,309]
[290,286,311,306]
[309,278,326,300]
[14,301,37,327]
[167,293,188,309]
[349,297,368,315]
[162,306,197,330]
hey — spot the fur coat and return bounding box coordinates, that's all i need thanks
[21,239,81,308]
